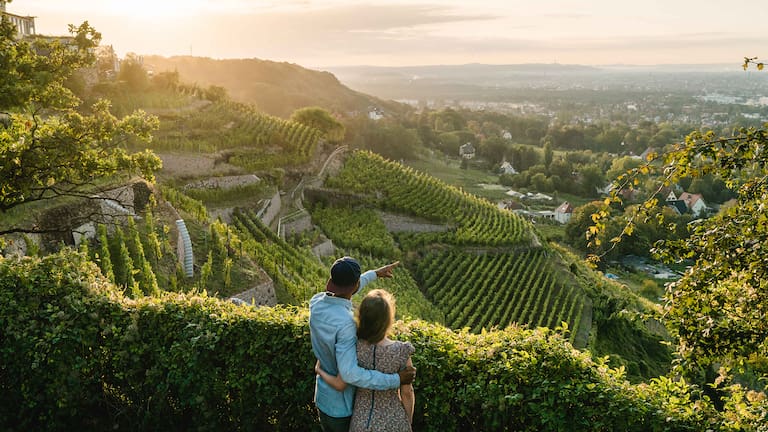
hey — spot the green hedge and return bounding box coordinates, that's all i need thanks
[0,251,764,431]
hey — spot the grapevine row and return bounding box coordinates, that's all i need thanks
[153,100,321,165]
[232,208,327,303]
[416,251,585,334]
[325,151,532,247]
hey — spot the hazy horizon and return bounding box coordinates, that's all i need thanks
[12,0,768,69]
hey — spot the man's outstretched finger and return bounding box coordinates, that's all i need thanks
[377,261,400,278]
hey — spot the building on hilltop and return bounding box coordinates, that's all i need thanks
[368,107,384,120]
[6,0,102,90]
[1,0,36,38]
[96,44,121,80]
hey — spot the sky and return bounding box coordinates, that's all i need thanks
[11,0,768,68]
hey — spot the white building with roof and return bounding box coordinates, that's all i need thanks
[1,1,36,38]
[554,201,574,224]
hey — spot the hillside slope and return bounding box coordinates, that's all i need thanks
[315,151,591,343]
[311,150,672,380]
[144,55,404,118]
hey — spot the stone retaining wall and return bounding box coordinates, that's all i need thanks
[229,280,277,307]
[303,187,369,208]
[377,211,450,233]
[282,213,313,236]
[183,174,261,190]
[261,191,281,226]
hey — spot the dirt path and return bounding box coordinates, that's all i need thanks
[156,152,242,179]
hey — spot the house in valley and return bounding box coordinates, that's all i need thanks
[459,142,476,159]
[678,192,707,217]
[666,190,708,217]
[554,201,574,224]
[499,160,517,175]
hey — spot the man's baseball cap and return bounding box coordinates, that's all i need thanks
[326,256,361,296]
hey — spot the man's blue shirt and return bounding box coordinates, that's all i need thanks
[309,270,400,418]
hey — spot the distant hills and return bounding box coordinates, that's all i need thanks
[139,57,748,114]
[144,56,405,118]
[325,62,746,102]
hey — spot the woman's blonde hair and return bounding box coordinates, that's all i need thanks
[356,289,396,344]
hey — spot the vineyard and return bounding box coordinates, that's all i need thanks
[84,206,263,299]
[232,208,327,303]
[325,151,535,247]
[351,255,445,324]
[311,205,399,257]
[230,208,444,320]
[315,150,591,342]
[413,250,585,342]
[151,100,322,170]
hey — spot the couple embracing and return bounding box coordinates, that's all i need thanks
[309,257,417,432]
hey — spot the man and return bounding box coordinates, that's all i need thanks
[309,256,416,432]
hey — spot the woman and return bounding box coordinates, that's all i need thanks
[315,289,415,432]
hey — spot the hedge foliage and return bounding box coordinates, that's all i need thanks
[1,251,766,431]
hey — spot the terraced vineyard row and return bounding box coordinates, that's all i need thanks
[232,208,327,303]
[312,205,398,257]
[153,101,321,167]
[88,219,160,299]
[352,255,445,324]
[212,101,321,157]
[325,151,534,247]
[414,250,585,342]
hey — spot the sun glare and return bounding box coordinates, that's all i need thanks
[105,0,209,19]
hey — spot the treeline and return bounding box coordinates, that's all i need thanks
[345,106,698,165]
[339,106,713,202]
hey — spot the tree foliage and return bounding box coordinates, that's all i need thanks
[117,52,149,91]
[0,20,161,233]
[589,126,768,381]
[290,106,344,142]
[743,56,765,71]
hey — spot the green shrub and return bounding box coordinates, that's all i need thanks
[0,251,315,431]
[1,251,765,431]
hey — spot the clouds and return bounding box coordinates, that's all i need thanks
[175,3,502,64]
[287,3,496,32]
[17,0,768,66]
